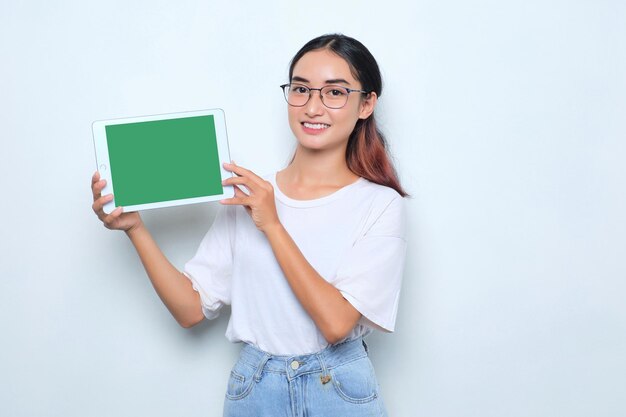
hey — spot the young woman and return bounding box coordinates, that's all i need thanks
[91,33,407,417]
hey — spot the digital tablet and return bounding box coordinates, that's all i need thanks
[92,109,234,214]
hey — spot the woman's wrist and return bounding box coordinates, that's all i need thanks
[125,220,146,239]
[262,221,285,238]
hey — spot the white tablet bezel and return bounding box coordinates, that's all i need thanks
[92,108,234,214]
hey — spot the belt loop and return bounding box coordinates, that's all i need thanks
[316,352,332,385]
[254,353,271,383]
[362,338,369,354]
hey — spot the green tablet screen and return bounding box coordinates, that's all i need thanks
[105,115,223,207]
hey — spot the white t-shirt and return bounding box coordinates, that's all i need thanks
[184,173,407,355]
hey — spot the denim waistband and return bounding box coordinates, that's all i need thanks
[238,338,368,380]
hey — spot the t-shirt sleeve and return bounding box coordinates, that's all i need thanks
[183,205,235,319]
[333,195,407,332]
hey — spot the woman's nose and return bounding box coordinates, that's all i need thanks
[305,90,325,116]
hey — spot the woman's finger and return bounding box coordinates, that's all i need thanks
[232,185,253,215]
[223,175,257,193]
[102,206,123,229]
[92,179,107,201]
[92,172,103,200]
[221,184,250,205]
[223,176,249,186]
[223,162,266,188]
[224,162,276,194]
[220,196,251,206]
[92,193,114,216]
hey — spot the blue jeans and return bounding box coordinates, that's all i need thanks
[223,338,388,417]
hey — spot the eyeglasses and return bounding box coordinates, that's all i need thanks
[280,83,369,109]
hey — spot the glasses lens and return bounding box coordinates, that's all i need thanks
[284,84,309,107]
[320,86,349,109]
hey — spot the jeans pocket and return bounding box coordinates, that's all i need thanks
[225,360,256,401]
[330,356,379,404]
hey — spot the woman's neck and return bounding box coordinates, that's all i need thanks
[276,145,359,199]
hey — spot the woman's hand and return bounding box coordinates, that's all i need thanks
[220,162,281,233]
[91,171,143,233]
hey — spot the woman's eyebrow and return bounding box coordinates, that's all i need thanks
[324,78,350,85]
[291,76,309,83]
[290,76,351,85]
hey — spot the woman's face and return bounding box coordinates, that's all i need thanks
[287,49,377,153]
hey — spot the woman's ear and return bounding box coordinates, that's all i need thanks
[358,92,378,120]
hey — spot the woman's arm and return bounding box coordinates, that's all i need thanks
[264,223,361,344]
[221,164,361,344]
[125,225,205,328]
[91,172,204,328]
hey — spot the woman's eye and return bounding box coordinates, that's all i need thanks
[291,86,308,94]
[326,88,347,97]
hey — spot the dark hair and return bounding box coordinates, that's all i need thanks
[289,33,408,197]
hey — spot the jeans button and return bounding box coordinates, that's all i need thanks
[290,360,300,370]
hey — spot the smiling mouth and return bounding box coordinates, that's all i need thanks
[302,122,330,130]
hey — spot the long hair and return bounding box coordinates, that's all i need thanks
[288,34,408,197]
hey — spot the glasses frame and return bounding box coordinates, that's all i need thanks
[279,83,369,109]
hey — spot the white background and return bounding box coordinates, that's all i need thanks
[1,1,625,416]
